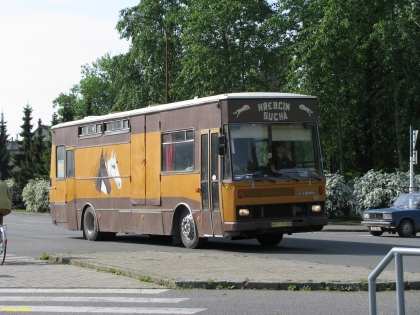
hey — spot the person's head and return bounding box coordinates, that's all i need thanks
[275,142,285,154]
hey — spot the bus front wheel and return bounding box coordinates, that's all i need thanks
[256,233,283,247]
[179,209,207,249]
[83,207,102,241]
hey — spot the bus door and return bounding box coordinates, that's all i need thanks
[53,146,76,228]
[200,130,223,237]
[65,147,77,229]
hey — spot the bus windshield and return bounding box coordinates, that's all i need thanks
[223,122,323,180]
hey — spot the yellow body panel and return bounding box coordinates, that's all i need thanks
[74,144,131,198]
[145,132,161,203]
[161,173,201,203]
[130,133,146,201]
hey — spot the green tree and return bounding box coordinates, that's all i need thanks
[175,0,278,99]
[278,0,420,177]
[117,0,280,103]
[12,104,35,190]
[117,0,183,105]
[0,112,13,179]
[42,112,59,176]
[368,0,420,171]
[53,92,76,123]
[32,119,47,179]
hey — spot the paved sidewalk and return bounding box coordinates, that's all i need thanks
[45,225,420,291]
[0,256,165,289]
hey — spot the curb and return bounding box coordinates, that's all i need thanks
[49,255,420,291]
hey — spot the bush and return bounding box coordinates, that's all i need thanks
[325,172,354,217]
[22,179,50,212]
[5,178,24,209]
[353,170,420,214]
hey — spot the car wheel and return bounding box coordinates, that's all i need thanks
[397,219,414,237]
[369,228,383,237]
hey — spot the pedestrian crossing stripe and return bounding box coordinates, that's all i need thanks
[1,289,169,294]
[2,296,188,303]
[0,306,205,314]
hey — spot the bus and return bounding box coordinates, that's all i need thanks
[49,92,327,248]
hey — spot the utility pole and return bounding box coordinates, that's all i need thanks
[409,125,418,192]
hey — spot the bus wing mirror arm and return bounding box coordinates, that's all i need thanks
[218,135,226,156]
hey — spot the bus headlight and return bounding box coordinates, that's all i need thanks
[238,209,250,216]
[311,205,321,212]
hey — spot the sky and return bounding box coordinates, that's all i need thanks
[0,0,140,139]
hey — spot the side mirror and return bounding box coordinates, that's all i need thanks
[218,136,226,156]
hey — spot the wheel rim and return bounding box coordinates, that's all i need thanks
[402,222,413,235]
[181,213,195,241]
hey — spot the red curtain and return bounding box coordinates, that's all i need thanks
[165,134,176,171]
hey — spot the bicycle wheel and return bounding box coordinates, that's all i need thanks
[0,227,6,265]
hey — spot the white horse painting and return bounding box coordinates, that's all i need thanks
[94,150,122,194]
[105,150,122,191]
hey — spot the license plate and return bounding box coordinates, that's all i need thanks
[370,226,381,231]
[271,221,292,227]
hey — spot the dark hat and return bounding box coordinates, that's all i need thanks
[275,141,285,147]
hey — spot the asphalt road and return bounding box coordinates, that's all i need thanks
[5,213,420,273]
[3,212,420,315]
[2,288,420,315]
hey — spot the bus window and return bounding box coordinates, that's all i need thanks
[66,150,75,178]
[56,146,65,179]
[162,130,195,172]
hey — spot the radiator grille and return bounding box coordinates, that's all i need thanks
[243,188,295,198]
[371,213,383,219]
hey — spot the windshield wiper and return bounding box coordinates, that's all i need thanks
[278,172,300,182]
[262,176,276,183]
[307,174,322,181]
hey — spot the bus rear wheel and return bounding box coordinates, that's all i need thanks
[179,209,207,249]
[83,207,102,241]
[256,233,283,247]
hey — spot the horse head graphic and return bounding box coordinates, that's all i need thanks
[94,150,122,194]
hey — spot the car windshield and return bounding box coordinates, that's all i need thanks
[393,194,420,208]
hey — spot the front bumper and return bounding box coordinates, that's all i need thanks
[361,220,394,229]
[223,216,328,237]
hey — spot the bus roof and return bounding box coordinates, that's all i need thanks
[51,92,316,130]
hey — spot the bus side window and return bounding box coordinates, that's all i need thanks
[162,130,195,172]
[56,146,65,179]
[66,150,75,178]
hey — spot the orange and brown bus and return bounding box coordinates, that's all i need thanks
[49,92,327,248]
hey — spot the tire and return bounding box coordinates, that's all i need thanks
[83,207,102,241]
[256,233,283,247]
[179,208,207,249]
[0,228,6,265]
[369,228,383,237]
[397,219,414,237]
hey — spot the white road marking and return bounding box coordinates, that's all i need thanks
[2,296,187,303]
[0,289,169,294]
[0,306,205,314]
